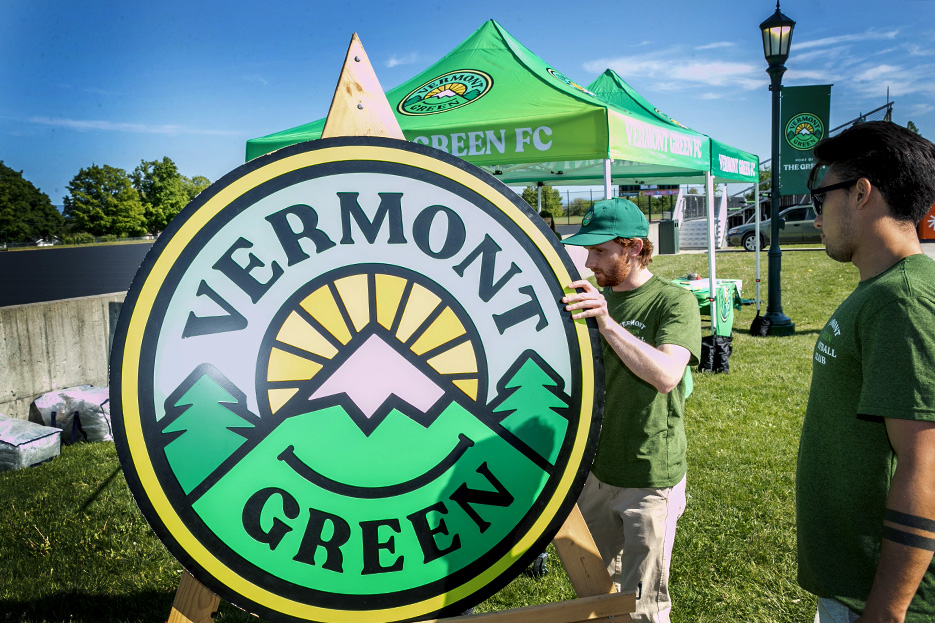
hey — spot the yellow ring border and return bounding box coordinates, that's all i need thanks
[120,142,596,621]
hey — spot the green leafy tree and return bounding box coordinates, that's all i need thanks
[132,157,193,234]
[0,162,64,243]
[745,163,772,201]
[63,164,147,237]
[907,120,920,135]
[521,185,564,217]
[568,197,593,216]
[183,175,211,201]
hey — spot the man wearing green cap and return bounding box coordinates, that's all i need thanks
[562,197,701,623]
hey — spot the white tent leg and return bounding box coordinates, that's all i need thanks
[672,187,685,224]
[705,172,717,336]
[537,182,542,212]
[603,159,612,199]
[716,187,728,248]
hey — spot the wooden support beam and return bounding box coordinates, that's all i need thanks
[420,592,635,623]
[552,504,616,597]
[167,571,220,623]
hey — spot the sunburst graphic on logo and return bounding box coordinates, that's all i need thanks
[927,213,935,233]
[421,81,467,101]
[262,266,485,434]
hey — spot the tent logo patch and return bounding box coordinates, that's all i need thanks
[546,68,596,97]
[785,113,824,151]
[398,70,493,116]
[111,138,601,623]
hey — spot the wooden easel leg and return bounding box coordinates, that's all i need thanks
[167,571,220,623]
[552,504,616,598]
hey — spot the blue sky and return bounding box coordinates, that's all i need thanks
[3,0,933,204]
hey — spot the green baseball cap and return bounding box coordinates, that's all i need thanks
[561,198,649,246]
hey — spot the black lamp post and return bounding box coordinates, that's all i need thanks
[759,1,796,336]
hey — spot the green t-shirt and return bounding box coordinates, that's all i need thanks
[591,275,701,489]
[796,254,935,620]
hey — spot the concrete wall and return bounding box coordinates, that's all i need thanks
[0,292,124,419]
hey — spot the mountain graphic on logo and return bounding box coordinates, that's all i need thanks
[430,88,459,99]
[308,332,448,435]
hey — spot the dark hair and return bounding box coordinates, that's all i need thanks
[539,210,557,233]
[808,121,935,224]
[614,237,654,268]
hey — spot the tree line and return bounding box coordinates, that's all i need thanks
[0,158,210,244]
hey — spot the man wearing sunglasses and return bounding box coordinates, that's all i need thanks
[796,121,935,623]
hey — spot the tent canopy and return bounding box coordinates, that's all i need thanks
[246,20,752,185]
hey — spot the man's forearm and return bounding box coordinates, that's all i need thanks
[597,319,687,393]
[859,458,935,622]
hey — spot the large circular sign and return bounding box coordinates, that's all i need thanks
[111,137,602,622]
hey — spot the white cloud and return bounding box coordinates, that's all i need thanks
[386,52,419,68]
[907,44,935,57]
[793,29,900,51]
[585,54,764,91]
[695,42,735,51]
[847,62,935,98]
[908,102,935,116]
[243,74,269,86]
[26,117,238,136]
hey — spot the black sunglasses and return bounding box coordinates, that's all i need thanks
[809,179,860,215]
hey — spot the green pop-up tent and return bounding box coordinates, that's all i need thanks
[246,20,762,332]
[585,68,763,325]
[246,19,717,195]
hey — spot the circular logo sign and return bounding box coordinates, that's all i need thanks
[397,70,493,116]
[546,68,597,97]
[111,137,602,622]
[785,113,824,151]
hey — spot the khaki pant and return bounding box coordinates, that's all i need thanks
[577,472,687,623]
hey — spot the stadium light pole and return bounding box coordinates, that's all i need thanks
[759,1,796,336]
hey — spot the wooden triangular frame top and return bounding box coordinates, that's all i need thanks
[167,32,634,623]
[321,33,405,140]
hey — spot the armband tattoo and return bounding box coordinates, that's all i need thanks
[882,526,935,551]
[884,509,935,533]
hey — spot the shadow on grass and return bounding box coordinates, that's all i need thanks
[0,590,178,623]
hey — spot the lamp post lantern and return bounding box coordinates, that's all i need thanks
[759,1,796,336]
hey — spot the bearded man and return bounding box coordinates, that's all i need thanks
[561,198,701,623]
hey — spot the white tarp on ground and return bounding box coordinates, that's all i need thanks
[0,413,61,471]
[29,385,112,443]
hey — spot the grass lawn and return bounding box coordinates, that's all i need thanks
[0,248,859,623]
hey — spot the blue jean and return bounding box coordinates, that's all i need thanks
[815,597,860,623]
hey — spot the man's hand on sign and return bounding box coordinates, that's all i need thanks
[562,280,610,330]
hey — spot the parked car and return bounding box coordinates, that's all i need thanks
[727,204,820,251]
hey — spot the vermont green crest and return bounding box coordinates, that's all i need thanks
[397,70,493,116]
[785,112,824,151]
[111,137,602,623]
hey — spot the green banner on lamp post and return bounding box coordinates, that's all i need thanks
[780,85,832,195]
